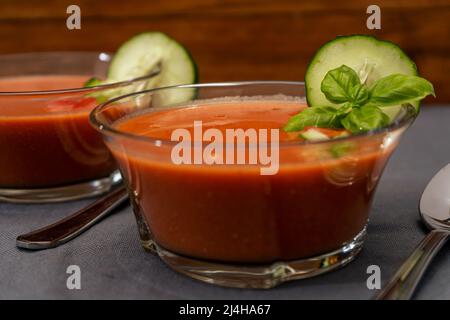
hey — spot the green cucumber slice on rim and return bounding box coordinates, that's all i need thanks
[299,128,330,141]
[305,35,419,120]
[107,32,198,105]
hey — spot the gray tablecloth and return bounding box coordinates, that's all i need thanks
[1,106,449,300]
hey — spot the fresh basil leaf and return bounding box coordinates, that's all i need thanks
[369,74,435,107]
[336,102,354,117]
[341,106,390,133]
[283,106,340,132]
[84,77,103,87]
[321,65,361,104]
[349,84,369,105]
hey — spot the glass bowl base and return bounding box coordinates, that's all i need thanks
[0,171,122,203]
[141,227,366,289]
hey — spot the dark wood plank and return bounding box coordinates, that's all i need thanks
[0,0,448,103]
[2,0,450,18]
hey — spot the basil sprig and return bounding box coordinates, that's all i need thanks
[285,65,435,134]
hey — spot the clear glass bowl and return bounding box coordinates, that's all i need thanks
[0,52,155,202]
[91,81,417,288]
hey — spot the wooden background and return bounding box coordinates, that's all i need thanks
[0,0,449,103]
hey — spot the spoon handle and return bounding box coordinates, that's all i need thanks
[16,186,129,250]
[374,230,449,300]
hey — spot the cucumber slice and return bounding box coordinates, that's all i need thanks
[107,32,198,105]
[305,35,419,119]
[334,131,350,139]
[300,128,330,141]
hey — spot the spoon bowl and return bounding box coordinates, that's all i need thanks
[420,164,450,231]
[375,164,450,299]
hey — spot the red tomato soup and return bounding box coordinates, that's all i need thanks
[109,100,392,263]
[0,75,116,188]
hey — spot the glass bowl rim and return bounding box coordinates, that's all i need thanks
[90,80,417,147]
[0,51,159,96]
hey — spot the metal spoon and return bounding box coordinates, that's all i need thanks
[16,186,128,250]
[375,164,450,299]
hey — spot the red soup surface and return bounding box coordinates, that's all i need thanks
[111,100,391,263]
[0,75,116,188]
